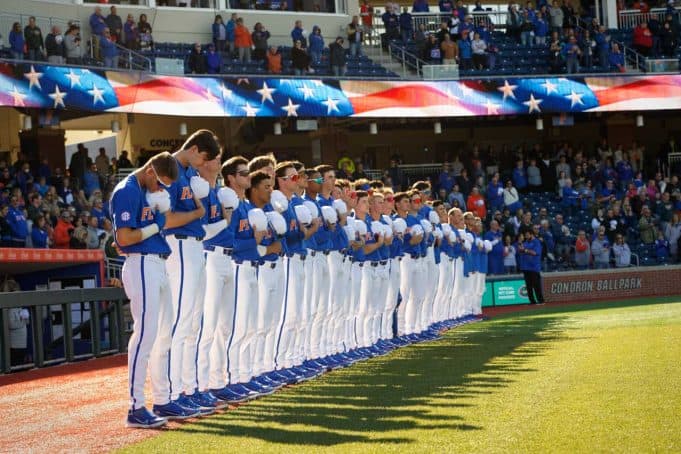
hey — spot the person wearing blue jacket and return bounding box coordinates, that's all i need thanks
[518,229,544,304]
[309,26,325,64]
[31,215,49,248]
[9,22,24,60]
[512,160,528,192]
[412,0,430,13]
[226,13,237,55]
[100,28,119,69]
[487,174,504,212]
[7,196,28,247]
[212,15,227,52]
[458,34,472,69]
[399,8,413,44]
[205,44,222,74]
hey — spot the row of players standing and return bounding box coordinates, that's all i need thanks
[111,129,543,429]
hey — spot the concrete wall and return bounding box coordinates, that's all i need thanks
[0,0,358,48]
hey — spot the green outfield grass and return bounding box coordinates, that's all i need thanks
[121,298,681,454]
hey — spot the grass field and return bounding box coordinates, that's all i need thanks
[120,298,681,453]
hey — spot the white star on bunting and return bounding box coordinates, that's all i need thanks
[541,80,558,95]
[10,85,26,106]
[565,90,584,108]
[281,98,300,117]
[485,99,500,115]
[65,69,81,88]
[497,80,517,101]
[219,83,232,98]
[49,85,67,108]
[24,65,43,91]
[298,84,315,100]
[322,97,340,114]
[88,84,105,105]
[242,102,259,117]
[257,82,276,104]
[523,94,543,113]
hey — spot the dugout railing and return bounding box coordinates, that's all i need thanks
[0,287,129,374]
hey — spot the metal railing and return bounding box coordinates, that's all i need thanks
[388,41,428,78]
[0,287,129,374]
[618,7,680,29]
[575,16,644,73]
[372,9,510,38]
[88,38,153,72]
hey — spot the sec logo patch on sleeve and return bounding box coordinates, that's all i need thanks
[121,212,131,221]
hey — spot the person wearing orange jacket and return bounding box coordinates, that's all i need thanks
[53,210,74,249]
[234,17,253,63]
[466,187,487,220]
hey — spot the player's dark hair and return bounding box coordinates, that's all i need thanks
[432,200,444,209]
[336,179,350,190]
[221,156,248,180]
[182,129,221,160]
[369,180,384,189]
[394,191,409,203]
[314,164,334,177]
[291,161,305,172]
[249,170,271,189]
[355,190,369,200]
[249,154,276,173]
[149,152,179,182]
[412,180,431,191]
[274,161,295,190]
[305,168,321,178]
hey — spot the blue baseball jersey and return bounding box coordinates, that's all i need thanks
[281,197,305,255]
[261,202,284,261]
[519,238,542,272]
[163,157,205,238]
[230,199,262,262]
[349,212,366,262]
[399,214,422,257]
[110,175,171,255]
[7,206,28,239]
[202,185,234,250]
[290,194,310,252]
[451,228,465,259]
[312,194,333,251]
[364,215,385,262]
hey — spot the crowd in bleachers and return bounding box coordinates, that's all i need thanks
[340,139,681,271]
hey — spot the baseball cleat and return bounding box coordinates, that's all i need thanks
[126,406,168,429]
[152,401,201,420]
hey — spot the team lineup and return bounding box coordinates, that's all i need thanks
[111,129,501,429]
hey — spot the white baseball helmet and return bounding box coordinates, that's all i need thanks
[248,207,268,231]
[355,219,368,236]
[333,198,348,215]
[321,205,338,224]
[428,210,440,225]
[189,175,210,199]
[146,189,171,213]
[420,219,433,235]
[217,186,239,210]
[303,200,320,218]
[381,214,393,228]
[270,190,289,213]
[266,211,287,235]
[294,204,312,225]
[392,217,407,234]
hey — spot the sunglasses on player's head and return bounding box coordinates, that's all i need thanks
[349,191,358,199]
[385,196,394,202]
[411,198,422,204]
[280,174,300,182]
[311,177,324,184]
[236,169,250,177]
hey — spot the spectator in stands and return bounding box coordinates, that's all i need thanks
[382,4,400,41]
[6,195,28,248]
[520,11,535,47]
[441,33,459,65]
[506,4,522,43]
[665,212,681,261]
[399,7,413,44]
[291,20,307,48]
[266,46,282,74]
[609,43,625,72]
[503,235,517,273]
[329,36,347,76]
[213,15,228,52]
[471,32,487,69]
[467,186,487,219]
[0,205,12,247]
[439,163,455,194]
[439,0,453,12]
[612,234,631,267]
[4,279,29,365]
[309,26,325,65]
[655,231,670,263]
[45,26,64,65]
[591,226,611,269]
[458,31,473,69]
[638,205,657,244]
[503,179,522,213]
[205,44,222,74]
[594,25,611,69]
[447,184,466,209]
[24,16,45,61]
[486,220,505,275]
[347,15,364,57]
[579,29,595,69]
[26,193,42,223]
[64,24,82,65]
[89,7,107,60]
[86,215,101,249]
[117,150,133,169]
[425,34,443,63]
[31,215,49,248]
[549,31,564,73]
[106,6,123,44]
[138,14,153,51]
[234,18,253,63]
[124,14,139,51]
[413,0,430,13]
[100,28,119,69]
[548,1,564,36]
[487,174,503,211]
[659,21,678,57]
[225,13,237,56]
[563,35,582,74]
[252,23,271,62]
[94,148,109,183]
[9,22,24,60]
[533,11,549,46]
[291,39,311,75]
[188,43,207,74]
[361,0,375,44]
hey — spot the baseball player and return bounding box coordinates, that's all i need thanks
[153,130,220,415]
[431,200,451,329]
[366,190,391,350]
[196,157,247,405]
[448,207,468,321]
[111,152,187,428]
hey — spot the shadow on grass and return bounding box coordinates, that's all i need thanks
[175,312,571,446]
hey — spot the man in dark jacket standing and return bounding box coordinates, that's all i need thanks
[45,26,65,65]
[329,36,347,76]
[24,17,44,61]
[106,6,124,44]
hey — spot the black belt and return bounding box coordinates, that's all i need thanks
[397,257,403,261]
[370,261,381,267]
[286,253,306,261]
[310,250,330,257]
[409,254,420,259]
[263,261,278,269]
[141,252,170,260]
[205,245,233,255]
[172,234,204,241]
[235,260,259,267]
